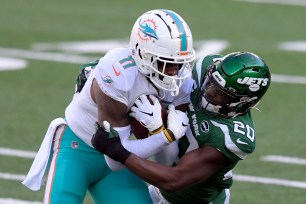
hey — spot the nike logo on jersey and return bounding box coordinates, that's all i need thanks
[112,65,121,76]
[236,138,248,145]
[140,111,154,116]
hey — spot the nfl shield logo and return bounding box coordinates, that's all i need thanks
[201,120,209,133]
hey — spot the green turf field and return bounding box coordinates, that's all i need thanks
[1,0,306,203]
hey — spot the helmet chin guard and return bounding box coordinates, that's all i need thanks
[130,9,195,95]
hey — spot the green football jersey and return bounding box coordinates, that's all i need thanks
[162,55,256,204]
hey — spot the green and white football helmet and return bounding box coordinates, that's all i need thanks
[198,52,271,118]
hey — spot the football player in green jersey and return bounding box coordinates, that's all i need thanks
[92,52,271,204]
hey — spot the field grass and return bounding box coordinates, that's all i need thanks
[1,0,306,203]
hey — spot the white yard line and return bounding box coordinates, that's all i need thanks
[272,74,306,85]
[234,174,306,189]
[0,57,27,71]
[0,198,42,204]
[261,155,306,165]
[0,148,36,159]
[279,41,306,52]
[0,48,94,64]
[234,0,306,7]
[0,173,25,181]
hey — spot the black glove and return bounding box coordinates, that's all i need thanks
[91,121,131,164]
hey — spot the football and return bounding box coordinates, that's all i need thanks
[130,95,168,139]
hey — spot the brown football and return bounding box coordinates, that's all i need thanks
[130,95,167,139]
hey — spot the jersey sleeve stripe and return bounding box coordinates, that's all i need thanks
[211,121,248,159]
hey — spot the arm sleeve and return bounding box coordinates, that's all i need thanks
[105,125,171,171]
[152,141,179,166]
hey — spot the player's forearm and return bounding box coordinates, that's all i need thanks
[124,153,182,192]
[104,128,173,171]
[122,130,173,157]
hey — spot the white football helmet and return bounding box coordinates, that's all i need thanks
[130,9,195,96]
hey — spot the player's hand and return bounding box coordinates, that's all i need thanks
[167,105,189,140]
[129,95,163,133]
[91,121,131,164]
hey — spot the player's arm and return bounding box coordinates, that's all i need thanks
[91,83,188,170]
[125,145,229,192]
[91,78,129,127]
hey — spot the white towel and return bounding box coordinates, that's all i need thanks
[22,118,67,191]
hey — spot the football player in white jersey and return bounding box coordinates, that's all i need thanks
[22,9,195,204]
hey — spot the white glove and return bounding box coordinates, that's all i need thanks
[148,185,169,204]
[130,95,163,132]
[167,105,189,140]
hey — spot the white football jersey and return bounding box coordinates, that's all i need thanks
[65,47,193,146]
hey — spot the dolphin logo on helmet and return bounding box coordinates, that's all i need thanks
[138,19,159,40]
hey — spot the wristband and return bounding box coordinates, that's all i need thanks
[149,125,165,136]
[163,129,174,143]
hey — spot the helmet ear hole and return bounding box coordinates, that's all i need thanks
[252,67,260,72]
